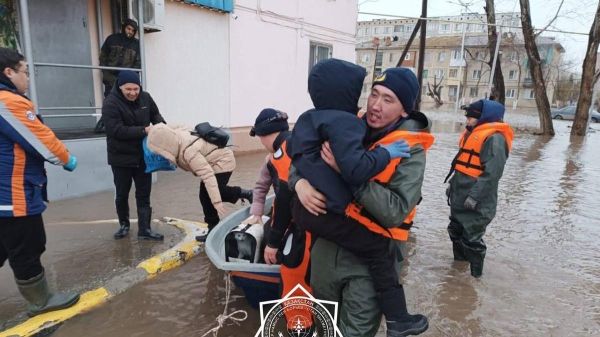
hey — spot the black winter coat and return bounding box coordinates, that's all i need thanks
[102,87,165,167]
[289,59,390,214]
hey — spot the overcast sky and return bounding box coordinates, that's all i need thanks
[358,0,598,70]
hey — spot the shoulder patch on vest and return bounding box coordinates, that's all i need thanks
[274,148,283,159]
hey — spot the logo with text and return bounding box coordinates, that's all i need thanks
[254,284,343,337]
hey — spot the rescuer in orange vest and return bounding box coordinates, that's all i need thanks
[444,99,514,278]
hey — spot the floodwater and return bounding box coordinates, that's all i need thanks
[1,111,599,337]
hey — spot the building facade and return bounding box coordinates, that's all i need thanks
[356,13,564,110]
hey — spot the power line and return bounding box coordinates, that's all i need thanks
[358,12,589,36]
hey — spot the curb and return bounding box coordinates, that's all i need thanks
[0,217,207,337]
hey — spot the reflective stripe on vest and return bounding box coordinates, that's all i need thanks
[345,130,435,241]
[453,123,513,178]
[268,141,291,183]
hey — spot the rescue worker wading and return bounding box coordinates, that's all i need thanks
[0,47,79,316]
[444,99,513,278]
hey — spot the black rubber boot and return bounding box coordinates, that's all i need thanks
[16,270,80,317]
[379,286,429,337]
[239,188,253,204]
[464,246,486,278]
[137,207,164,241]
[114,202,130,239]
[452,242,467,261]
[447,221,466,261]
[114,220,130,240]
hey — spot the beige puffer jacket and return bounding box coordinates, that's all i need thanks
[146,123,236,204]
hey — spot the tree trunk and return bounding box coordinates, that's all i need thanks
[519,0,555,135]
[571,1,600,136]
[485,0,505,104]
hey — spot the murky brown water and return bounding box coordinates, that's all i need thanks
[2,111,600,337]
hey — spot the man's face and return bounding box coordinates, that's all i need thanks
[3,61,29,94]
[120,83,140,101]
[124,25,136,38]
[366,85,406,130]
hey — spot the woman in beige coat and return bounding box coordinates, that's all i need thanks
[146,123,252,240]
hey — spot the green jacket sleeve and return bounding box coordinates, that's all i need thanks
[352,145,426,228]
[467,133,508,202]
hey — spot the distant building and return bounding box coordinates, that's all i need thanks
[356,13,565,110]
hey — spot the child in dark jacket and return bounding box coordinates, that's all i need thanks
[289,59,420,337]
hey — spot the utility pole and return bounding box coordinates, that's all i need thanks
[415,0,428,111]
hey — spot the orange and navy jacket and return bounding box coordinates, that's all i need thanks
[0,85,70,217]
[265,131,293,248]
[451,122,513,179]
[345,130,435,241]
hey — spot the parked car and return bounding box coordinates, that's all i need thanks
[551,106,600,123]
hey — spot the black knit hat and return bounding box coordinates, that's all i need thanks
[463,100,484,119]
[372,67,420,112]
[250,108,289,137]
[116,70,140,87]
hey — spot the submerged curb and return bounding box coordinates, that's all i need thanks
[0,217,207,337]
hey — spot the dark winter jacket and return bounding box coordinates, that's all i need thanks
[102,86,165,167]
[99,22,141,87]
[288,59,390,214]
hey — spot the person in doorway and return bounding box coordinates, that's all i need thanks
[288,61,431,337]
[99,19,141,98]
[444,99,513,278]
[0,47,80,316]
[102,70,165,241]
[145,123,252,242]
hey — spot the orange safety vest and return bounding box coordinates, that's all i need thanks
[453,123,513,178]
[345,130,435,241]
[268,141,291,183]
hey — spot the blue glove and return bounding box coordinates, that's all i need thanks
[63,155,77,172]
[381,140,411,159]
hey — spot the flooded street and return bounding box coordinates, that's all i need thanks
[1,112,600,337]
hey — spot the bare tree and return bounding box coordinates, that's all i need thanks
[519,0,555,135]
[484,0,506,103]
[571,1,600,136]
[427,75,445,107]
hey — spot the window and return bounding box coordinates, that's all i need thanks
[309,42,332,71]
[384,27,391,34]
[365,27,370,35]
[449,68,458,78]
[454,23,462,32]
[509,70,517,80]
[440,23,450,32]
[510,51,518,61]
[472,69,481,79]
[448,85,458,97]
[422,69,429,79]
[469,87,479,97]
[389,53,394,63]
[362,53,371,63]
[525,70,532,80]
[452,49,461,60]
[374,51,383,75]
[438,52,446,62]
[435,69,444,79]
[374,27,379,34]
[526,89,535,99]
[394,25,404,32]
[506,89,516,98]
[405,52,411,60]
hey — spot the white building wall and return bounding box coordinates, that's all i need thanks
[144,1,231,127]
[229,0,358,131]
